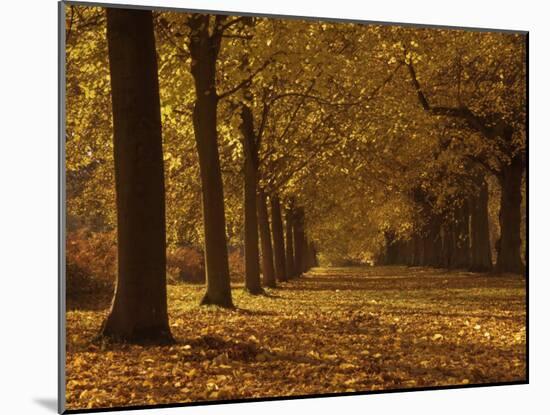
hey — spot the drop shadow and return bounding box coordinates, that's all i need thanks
[33,398,57,413]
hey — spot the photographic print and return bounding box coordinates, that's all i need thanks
[60,1,527,412]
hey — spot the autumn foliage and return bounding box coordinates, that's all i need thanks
[63,3,527,412]
[66,229,116,299]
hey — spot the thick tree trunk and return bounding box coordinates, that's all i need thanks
[422,220,442,267]
[451,202,471,268]
[469,176,493,272]
[398,240,409,265]
[285,207,296,278]
[412,233,423,266]
[384,232,399,265]
[421,235,431,266]
[101,8,172,343]
[404,238,414,266]
[441,224,454,268]
[437,226,446,267]
[270,195,287,282]
[496,156,525,274]
[257,190,276,288]
[293,207,306,276]
[241,104,263,294]
[188,16,233,307]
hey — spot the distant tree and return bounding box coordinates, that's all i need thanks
[469,174,493,271]
[270,195,287,282]
[257,190,276,287]
[404,32,526,274]
[240,103,263,294]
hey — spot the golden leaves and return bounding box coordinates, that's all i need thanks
[65,266,526,410]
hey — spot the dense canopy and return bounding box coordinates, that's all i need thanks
[63,5,526,411]
[66,8,525,276]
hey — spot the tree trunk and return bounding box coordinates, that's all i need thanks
[257,190,276,288]
[304,240,314,270]
[188,15,232,307]
[422,220,442,267]
[270,194,287,282]
[293,207,306,276]
[405,238,415,266]
[397,240,407,265]
[241,104,262,294]
[469,176,492,272]
[421,235,431,266]
[101,8,172,343]
[441,224,454,268]
[285,207,296,278]
[451,202,471,268]
[412,233,423,266]
[384,231,398,265]
[496,156,525,274]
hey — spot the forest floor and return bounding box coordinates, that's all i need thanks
[65,266,527,410]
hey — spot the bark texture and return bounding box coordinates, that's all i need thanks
[240,104,263,294]
[188,15,233,307]
[451,203,471,269]
[257,191,276,288]
[270,195,287,282]
[293,207,306,275]
[469,176,493,272]
[101,8,172,343]
[285,207,296,278]
[496,156,525,274]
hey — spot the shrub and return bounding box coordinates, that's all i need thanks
[66,228,116,299]
[167,246,205,284]
[228,248,245,282]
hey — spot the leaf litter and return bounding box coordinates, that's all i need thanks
[66,266,526,409]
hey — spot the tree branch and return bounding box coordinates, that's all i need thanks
[218,54,280,100]
[222,34,253,41]
[219,16,247,33]
[464,154,500,176]
[255,91,271,149]
[405,59,492,137]
[271,62,403,109]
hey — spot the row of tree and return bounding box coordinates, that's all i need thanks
[379,172,493,271]
[65,7,526,344]
[97,9,319,342]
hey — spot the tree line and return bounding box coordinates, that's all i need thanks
[64,7,527,344]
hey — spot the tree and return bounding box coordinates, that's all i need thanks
[257,190,277,287]
[285,206,296,278]
[270,195,287,281]
[293,206,307,275]
[404,32,526,274]
[100,8,172,343]
[469,175,493,271]
[187,14,234,307]
[240,103,263,294]
[66,10,526,285]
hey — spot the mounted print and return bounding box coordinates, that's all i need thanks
[59,1,527,412]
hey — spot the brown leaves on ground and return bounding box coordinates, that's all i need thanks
[65,266,526,410]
